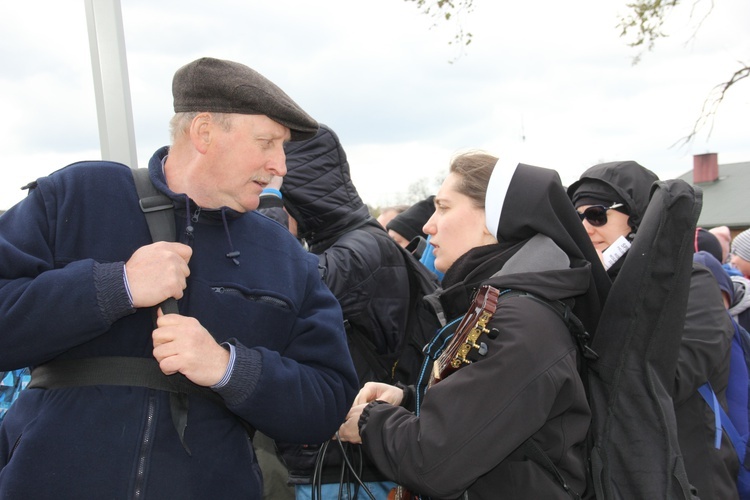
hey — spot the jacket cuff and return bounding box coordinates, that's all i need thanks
[396,382,416,412]
[358,400,390,435]
[93,261,136,324]
[213,339,262,406]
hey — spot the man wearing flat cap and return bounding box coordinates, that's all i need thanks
[0,57,358,499]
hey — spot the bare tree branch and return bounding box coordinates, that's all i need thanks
[683,0,714,47]
[673,63,750,147]
[619,0,747,145]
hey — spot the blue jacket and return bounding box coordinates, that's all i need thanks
[0,147,358,499]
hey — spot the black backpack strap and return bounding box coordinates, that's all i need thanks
[131,167,178,315]
[130,168,201,451]
[28,357,255,441]
[132,167,175,242]
[497,289,591,499]
[28,357,223,404]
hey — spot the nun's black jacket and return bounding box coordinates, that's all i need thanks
[358,164,609,499]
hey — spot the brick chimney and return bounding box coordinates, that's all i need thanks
[693,152,719,184]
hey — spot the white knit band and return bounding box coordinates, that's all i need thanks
[485,158,518,239]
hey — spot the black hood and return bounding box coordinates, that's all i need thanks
[567,160,659,233]
[486,162,611,337]
[281,124,371,244]
[386,195,435,242]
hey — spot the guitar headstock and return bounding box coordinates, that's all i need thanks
[430,285,501,385]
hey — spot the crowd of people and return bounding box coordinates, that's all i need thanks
[1,55,750,500]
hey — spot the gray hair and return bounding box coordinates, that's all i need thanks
[168,111,234,144]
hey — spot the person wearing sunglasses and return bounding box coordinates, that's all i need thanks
[568,162,650,272]
[568,161,740,500]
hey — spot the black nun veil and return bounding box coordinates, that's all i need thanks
[485,161,611,338]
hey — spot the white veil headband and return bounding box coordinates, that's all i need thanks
[484,158,518,239]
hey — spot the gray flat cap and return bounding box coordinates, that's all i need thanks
[173,57,318,141]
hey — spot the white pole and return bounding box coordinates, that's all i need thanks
[84,0,138,168]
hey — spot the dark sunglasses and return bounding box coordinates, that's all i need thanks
[577,203,624,227]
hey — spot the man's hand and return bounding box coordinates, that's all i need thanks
[338,403,369,444]
[125,242,192,308]
[338,382,405,444]
[152,309,230,387]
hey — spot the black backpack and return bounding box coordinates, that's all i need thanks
[390,243,443,386]
[345,227,442,387]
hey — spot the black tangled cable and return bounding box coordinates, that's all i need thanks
[309,434,376,500]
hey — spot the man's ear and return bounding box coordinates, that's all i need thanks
[189,113,212,154]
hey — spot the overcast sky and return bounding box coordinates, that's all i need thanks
[1,0,748,210]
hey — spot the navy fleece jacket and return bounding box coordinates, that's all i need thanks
[0,147,357,499]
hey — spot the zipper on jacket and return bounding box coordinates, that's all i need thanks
[191,207,201,223]
[184,208,201,243]
[132,391,158,499]
[211,287,290,309]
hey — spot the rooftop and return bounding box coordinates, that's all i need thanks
[677,157,750,231]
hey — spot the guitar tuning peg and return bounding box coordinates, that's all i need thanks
[477,342,489,356]
[486,328,500,340]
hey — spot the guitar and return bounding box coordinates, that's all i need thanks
[388,284,501,500]
[429,284,501,387]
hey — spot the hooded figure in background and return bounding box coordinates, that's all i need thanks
[339,158,608,499]
[280,124,413,372]
[261,124,433,496]
[569,161,738,500]
[567,161,656,274]
[695,228,725,265]
[386,195,435,254]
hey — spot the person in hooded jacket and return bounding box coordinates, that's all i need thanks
[338,152,609,499]
[386,195,445,281]
[386,195,435,255]
[694,253,750,437]
[568,160,739,500]
[278,123,421,389]
[0,57,358,499]
[258,124,433,498]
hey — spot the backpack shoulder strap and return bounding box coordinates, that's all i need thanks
[498,290,597,363]
[697,382,743,456]
[131,167,175,243]
[131,168,178,315]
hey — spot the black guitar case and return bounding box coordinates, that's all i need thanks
[587,179,702,499]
